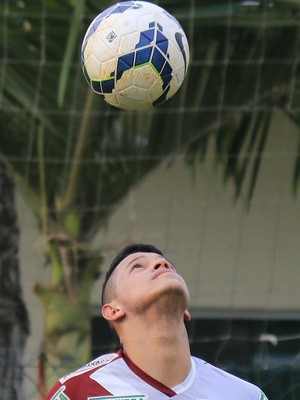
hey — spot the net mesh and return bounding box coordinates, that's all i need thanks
[1,0,300,399]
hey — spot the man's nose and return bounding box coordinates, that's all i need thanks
[153,259,171,270]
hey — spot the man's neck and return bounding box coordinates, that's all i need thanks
[120,312,191,389]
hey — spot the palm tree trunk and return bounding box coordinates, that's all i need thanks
[34,282,91,395]
[33,237,101,395]
[0,159,30,400]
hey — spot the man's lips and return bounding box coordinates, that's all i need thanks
[153,269,174,279]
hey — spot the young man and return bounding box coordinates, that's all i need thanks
[46,243,269,400]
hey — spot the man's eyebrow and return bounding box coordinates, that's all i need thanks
[126,255,146,268]
[125,254,175,270]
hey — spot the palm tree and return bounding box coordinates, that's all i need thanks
[0,0,299,394]
[0,159,30,400]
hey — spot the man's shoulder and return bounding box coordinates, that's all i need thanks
[60,351,121,384]
[45,351,121,400]
[192,356,269,399]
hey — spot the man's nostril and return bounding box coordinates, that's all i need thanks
[154,264,161,270]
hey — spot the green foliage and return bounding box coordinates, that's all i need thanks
[1,0,300,234]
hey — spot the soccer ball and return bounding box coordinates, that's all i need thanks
[81,1,190,110]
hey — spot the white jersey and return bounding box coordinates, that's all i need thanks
[46,349,269,400]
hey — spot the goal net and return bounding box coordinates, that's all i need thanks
[1,1,300,399]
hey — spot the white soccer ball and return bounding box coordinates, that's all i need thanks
[81,1,190,110]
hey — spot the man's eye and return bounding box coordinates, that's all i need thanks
[132,264,142,270]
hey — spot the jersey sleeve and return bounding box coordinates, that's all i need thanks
[45,352,121,399]
[259,390,269,400]
[45,381,72,400]
[45,375,113,400]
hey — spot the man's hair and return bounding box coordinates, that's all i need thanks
[101,243,164,306]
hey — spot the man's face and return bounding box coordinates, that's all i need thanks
[108,252,190,316]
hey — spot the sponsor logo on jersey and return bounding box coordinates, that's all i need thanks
[60,353,119,384]
[50,385,70,400]
[88,396,148,400]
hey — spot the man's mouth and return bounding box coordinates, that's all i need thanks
[153,270,173,279]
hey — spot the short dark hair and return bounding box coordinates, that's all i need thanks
[101,243,164,306]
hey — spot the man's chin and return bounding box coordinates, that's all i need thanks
[154,286,189,310]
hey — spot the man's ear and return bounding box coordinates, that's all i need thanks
[102,303,126,321]
[184,310,191,321]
